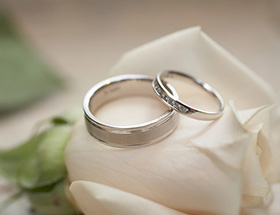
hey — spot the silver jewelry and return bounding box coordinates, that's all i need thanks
[152,71,224,120]
[83,74,179,147]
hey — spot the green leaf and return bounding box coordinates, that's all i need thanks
[0,11,18,38]
[0,10,62,113]
[0,125,71,189]
[52,107,83,125]
[0,191,24,214]
[0,133,41,187]
[18,154,40,188]
[27,180,80,215]
[0,108,83,214]
[36,125,71,186]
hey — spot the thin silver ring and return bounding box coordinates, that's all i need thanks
[152,71,224,120]
[83,74,179,148]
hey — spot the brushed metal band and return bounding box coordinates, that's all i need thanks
[152,71,224,120]
[83,74,179,147]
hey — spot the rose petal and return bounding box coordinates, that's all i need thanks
[240,186,274,215]
[66,106,254,215]
[238,105,276,179]
[230,104,273,210]
[237,104,280,185]
[268,183,280,215]
[70,181,188,215]
[240,105,280,183]
[110,27,277,109]
[66,27,280,215]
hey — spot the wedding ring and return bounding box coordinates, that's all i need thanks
[152,71,224,120]
[83,74,179,148]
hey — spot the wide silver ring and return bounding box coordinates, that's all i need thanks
[83,74,179,148]
[152,71,224,120]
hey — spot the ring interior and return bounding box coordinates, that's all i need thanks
[89,78,167,121]
[161,71,223,112]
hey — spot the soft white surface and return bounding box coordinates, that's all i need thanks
[70,181,188,215]
[66,28,280,215]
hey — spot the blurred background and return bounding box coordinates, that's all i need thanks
[0,0,280,148]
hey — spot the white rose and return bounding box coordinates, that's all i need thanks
[65,27,280,215]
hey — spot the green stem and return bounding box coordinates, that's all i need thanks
[0,190,24,213]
